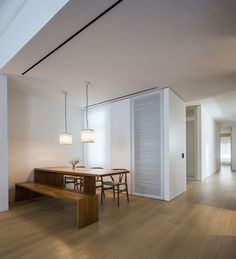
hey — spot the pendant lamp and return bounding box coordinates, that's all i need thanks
[59,91,72,144]
[81,81,95,143]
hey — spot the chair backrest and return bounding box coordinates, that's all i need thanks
[111,169,128,183]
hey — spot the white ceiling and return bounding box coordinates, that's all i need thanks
[189,91,236,125]
[0,0,27,37]
[2,0,236,116]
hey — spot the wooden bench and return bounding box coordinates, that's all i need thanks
[15,182,98,229]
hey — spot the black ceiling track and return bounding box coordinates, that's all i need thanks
[22,0,124,75]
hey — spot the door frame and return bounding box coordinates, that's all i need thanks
[220,133,232,167]
[186,106,199,180]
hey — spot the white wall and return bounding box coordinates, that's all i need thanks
[110,99,131,170]
[0,74,8,211]
[0,0,69,69]
[231,125,236,170]
[164,88,186,201]
[84,99,131,185]
[196,106,202,180]
[110,99,131,189]
[201,106,220,180]
[8,82,83,201]
[84,104,111,169]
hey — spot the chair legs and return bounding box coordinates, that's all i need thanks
[72,178,83,192]
[101,186,129,207]
[117,184,129,207]
[125,183,129,203]
[117,184,120,207]
[101,186,105,205]
[100,173,129,207]
[101,187,116,204]
[101,190,103,205]
[74,182,77,191]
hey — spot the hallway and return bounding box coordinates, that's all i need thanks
[1,168,236,259]
[185,166,236,211]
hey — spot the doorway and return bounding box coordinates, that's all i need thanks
[186,106,198,180]
[220,135,231,166]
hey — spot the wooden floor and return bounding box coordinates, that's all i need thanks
[1,166,236,259]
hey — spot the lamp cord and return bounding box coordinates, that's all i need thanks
[64,92,68,133]
[86,83,89,129]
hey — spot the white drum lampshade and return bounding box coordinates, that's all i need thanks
[59,133,72,145]
[81,129,95,143]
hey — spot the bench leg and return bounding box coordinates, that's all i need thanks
[76,195,98,229]
[16,185,33,201]
[15,185,43,201]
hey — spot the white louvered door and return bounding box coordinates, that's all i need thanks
[131,91,164,199]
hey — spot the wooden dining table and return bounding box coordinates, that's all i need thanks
[15,167,130,228]
[34,167,130,196]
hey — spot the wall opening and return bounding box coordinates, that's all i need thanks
[186,106,198,180]
[220,135,231,166]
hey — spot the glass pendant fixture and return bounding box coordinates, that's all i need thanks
[59,91,72,145]
[81,81,95,143]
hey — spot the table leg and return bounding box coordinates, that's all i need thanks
[76,195,98,228]
[83,176,96,195]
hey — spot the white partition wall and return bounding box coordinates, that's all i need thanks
[0,74,8,211]
[110,99,131,189]
[85,88,186,201]
[164,89,186,201]
[232,126,236,171]
[200,106,220,179]
[131,88,186,200]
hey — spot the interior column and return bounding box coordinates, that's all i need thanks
[0,74,8,212]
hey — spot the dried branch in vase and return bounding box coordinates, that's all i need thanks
[69,156,81,169]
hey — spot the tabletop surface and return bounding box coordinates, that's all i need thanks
[34,167,130,177]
